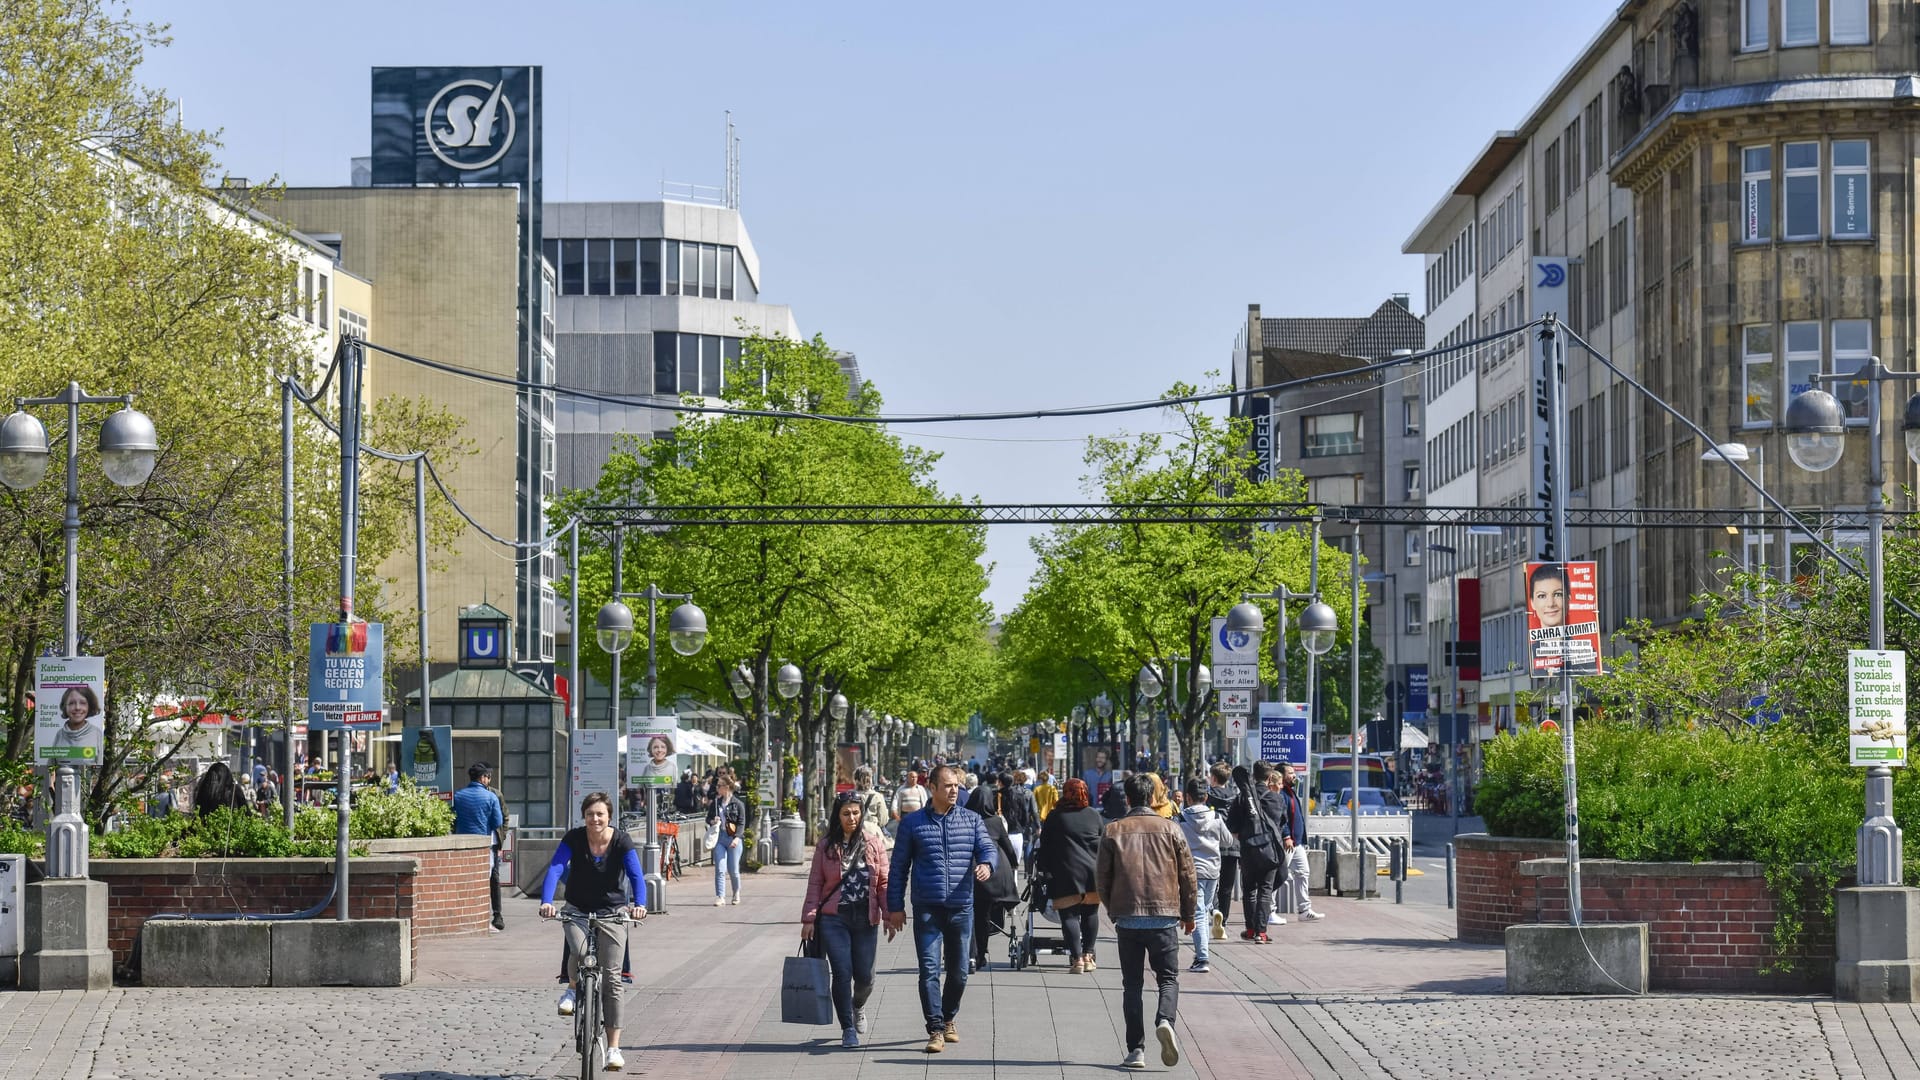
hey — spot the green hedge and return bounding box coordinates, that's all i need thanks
[1478,725,1920,968]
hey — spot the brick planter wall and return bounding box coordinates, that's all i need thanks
[90,856,417,973]
[1453,834,1839,993]
[85,833,492,974]
[367,835,493,940]
[1454,834,1562,944]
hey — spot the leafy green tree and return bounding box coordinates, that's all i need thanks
[553,333,993,829]
[0,1,465,820]
[993,383,1365,774]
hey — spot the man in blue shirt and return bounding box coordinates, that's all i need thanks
[453,762,507,931]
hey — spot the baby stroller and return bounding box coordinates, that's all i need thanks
[1011,851,1066,970]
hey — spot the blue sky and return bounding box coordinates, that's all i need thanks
[137,0,1618,616]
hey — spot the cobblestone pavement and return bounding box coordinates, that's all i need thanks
[8,859,1920,1079]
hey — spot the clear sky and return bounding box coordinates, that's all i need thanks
[136,0,1618,617]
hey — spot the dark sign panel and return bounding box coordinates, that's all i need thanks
[1249,395,1273,483]
[371,66,540,187]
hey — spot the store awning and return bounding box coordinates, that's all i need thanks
[1399,723,1431,749]
[676,728,736,756]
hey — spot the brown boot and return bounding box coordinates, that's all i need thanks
[925,1032,945,1054]
[944,1021,959,1043]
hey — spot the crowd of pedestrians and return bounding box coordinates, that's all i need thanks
[785,752,1324,1068]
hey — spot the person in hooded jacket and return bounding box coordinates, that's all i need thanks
[1176,777,1233,972]
[1037,777,1105,974]
[969,786,1021,972]
[1099,772,1131,821]
[1204,762,1240,935]
[1224,761,1289,942]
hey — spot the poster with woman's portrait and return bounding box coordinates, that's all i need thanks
[35,656,107,761]
[626,720,678,786]
[1526,561,1603,677]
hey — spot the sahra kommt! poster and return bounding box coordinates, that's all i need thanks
[1526,561,1603,677]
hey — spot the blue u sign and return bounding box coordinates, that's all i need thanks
[464,626,500,662]
[1537,262,1566,288]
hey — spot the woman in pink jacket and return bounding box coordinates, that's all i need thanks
[802,791,893,1048]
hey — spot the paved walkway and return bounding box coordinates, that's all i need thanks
[6,857,1920,1079]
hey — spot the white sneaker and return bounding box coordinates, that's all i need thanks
[714,896,726,907]
[1301,910,1326,921]
[605,1045,625,1071]
[730,892,741,905]
[557,987,576,1016]
[855,1006,869,1035]
[1269,914,1287,925]
[1156,1019,1181,1067]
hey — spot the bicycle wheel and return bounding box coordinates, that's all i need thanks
[578,967,603,1080]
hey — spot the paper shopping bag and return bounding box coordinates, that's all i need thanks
[780,952,834,1025]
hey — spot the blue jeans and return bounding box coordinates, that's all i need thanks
[1191,878,1218,961]
[818,908,877,1030]
[713,836,742,898]
[911,904,973,1032]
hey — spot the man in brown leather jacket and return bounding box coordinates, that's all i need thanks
[1096,772,1198,1069]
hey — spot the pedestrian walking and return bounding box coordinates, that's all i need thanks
[1279,762,1323,922]
[1033,770,1058,821]
[1002,771,1039,868]
[1100,772,1131,821]
[707,777,747,905]
[452,762,507,932]
[1036,777,1104,974]
[891,769,928,829]
[1096,772,1197,1069]
[1204,763,1239,935]
[1225,762,1288,942]
[851,766,889,845]
[969,786,1020,972]
[885,763,997,1054]
[1176,777,1231,972]
[802,792,892,1049]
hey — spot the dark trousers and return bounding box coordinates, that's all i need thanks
[911,904,973,1032]
[1058,901,1100,957]
[1216,855,1238,921]
[1243,863,1278,933]
[1116,925,1181,1051]
[488,851,504,928]
[972,901,1011,965]
[819,908,877,1031]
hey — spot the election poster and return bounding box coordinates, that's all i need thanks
[35,655,106,761]
[1526,561,1602,677]
[626,716,679,786]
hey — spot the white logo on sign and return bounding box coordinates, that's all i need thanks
[425,79,516,171]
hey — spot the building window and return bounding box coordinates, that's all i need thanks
[1610,381,1630,472]
[1741,146,1773,243]
[1405,531,1422,566]
[1783,142,1820,240]
[1831,0,1869,44]
[1833,319,1872,423]
[301,267,314,324]
[561,239,585,294]
[1741,0,1768,49]
[1585,238,1605,328]
[652,331,676,395]
[612,239,637,295]
[1608,219,1630,314]
[640,239,663,294]
[1544,140,1561,214]
[1782,0,1817,46]
[1564,118,1581,195]
[1403,397,1420,435]
[1404,594,1424,634]
[1308,474,1362,505]
[1584,94,1605,176]
[652,332,735,397]
[316,272,329,330]
[1569,405,1586,491]
[1742,324,1776,426]
[1304,413,1362,457]
[1785,321,1821,407]
[1588,392,1606,484]
[586,238,612,295]
[1404,464,1421,499]
[1832,139,1870,238]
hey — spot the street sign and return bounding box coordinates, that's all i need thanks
[1744,694,1782,727]
[1258,702,1309,770]
[1218,688,1252,715]
[1211,616,1260,689]
[1224,714,1248,740]
[1540,718,1560,733]
[307,622,384,732]
[1848,649,1908,766]
[571,729,621,825]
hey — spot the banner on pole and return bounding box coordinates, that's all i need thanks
[1849,649,1908,766]
[626,715,679,786]
[1257,702,1309,770]
[1525,562,1601,677]
[307,622,385,730]
[35,656,106,761]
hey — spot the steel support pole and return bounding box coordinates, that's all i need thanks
[283,377,296,828]
[642,584,666,913]
[414,456,431,735]
[334,339,365,921]
[1860,361,1901,884]
[1349,537,1362,871]
[607,528,623,831]
[1542,317,1581,925]
[568,523,580,828]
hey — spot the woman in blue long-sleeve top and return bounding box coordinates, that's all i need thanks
[540,791,647,1071]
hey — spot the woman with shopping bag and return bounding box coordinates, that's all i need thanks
[798,791,893,1048]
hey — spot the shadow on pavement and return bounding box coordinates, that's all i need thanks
[1329,936,1501,952]
[381,1073,551,1080]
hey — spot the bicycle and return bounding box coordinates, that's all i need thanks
[551,908,634,1078]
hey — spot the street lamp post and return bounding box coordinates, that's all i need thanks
[1,385,158,870]
[1785,359,1920,887]
[595,585,708,913]
[1137,658,1210,775]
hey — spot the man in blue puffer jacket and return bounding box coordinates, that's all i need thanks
[886,763,998,1054]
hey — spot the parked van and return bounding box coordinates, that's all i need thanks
[1306,753,1392,811]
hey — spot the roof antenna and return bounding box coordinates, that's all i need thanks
[725,111,740,210]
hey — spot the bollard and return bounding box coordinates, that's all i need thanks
[1389,837,1407,905]
[1445,842,1455,910]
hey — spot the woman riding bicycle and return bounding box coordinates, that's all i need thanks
[540,791,648,1072]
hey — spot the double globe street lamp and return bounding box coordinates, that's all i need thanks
[1,386,158,876]
[596,587,707,912]
[1138,659,1210,765]
[1226,595,1338,763]
[1783,359,1920,887]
